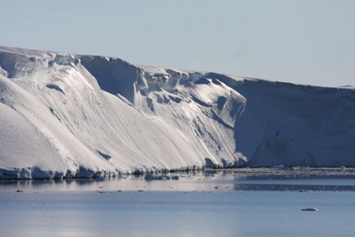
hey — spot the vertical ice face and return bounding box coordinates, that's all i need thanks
[79,55,140,105]
[233,80,355,167]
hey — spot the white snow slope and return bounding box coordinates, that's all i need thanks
[0,46,354,179]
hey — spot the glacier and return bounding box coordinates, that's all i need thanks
[0,46,354,179]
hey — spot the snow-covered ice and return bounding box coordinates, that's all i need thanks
[0,46,354,179]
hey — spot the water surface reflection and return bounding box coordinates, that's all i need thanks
[1,169,355,193]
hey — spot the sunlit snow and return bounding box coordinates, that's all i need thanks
[0,46,354,179]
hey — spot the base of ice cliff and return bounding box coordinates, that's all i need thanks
[0,46,354,179]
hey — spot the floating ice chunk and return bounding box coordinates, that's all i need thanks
[144,173,179,181]
[301,208,318,212]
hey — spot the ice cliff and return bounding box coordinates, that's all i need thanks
[0,46,354,179]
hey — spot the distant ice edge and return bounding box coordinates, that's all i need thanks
[0,46,355,180]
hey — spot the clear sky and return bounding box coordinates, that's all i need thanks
[1,0,354,87]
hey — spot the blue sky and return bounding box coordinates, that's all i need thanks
[1,0,354,87]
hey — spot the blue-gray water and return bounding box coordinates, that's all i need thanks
[1,173,355,237]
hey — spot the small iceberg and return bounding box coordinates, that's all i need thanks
[144,173,179,181]
[301,208,318,212]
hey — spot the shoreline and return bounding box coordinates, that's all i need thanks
[1,166,355,181]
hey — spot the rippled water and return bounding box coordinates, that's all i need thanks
[1,172,355,237]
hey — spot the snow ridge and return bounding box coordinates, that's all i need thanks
[0,46,354,179]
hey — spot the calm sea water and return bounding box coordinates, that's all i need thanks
[1,172,355,237]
